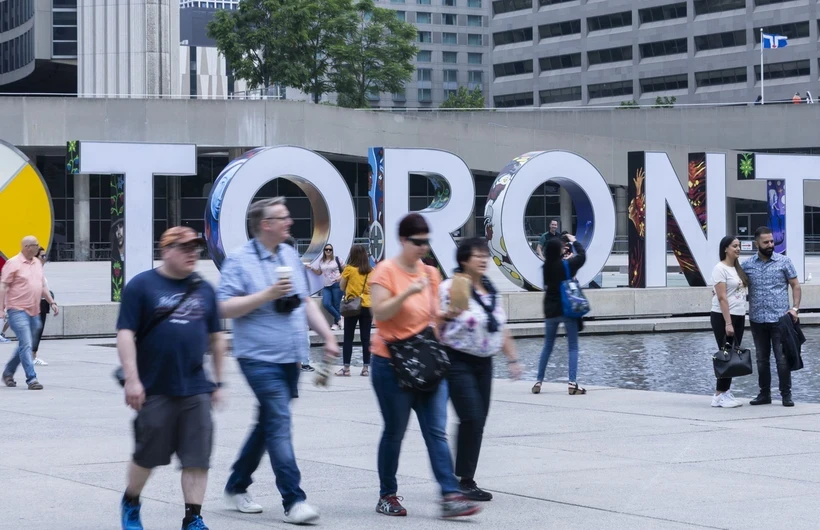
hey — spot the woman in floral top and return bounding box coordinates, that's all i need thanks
[439,237,521,502]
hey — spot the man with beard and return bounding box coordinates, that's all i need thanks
[742,227,801,407]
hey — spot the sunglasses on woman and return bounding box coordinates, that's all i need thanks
[324,248,333,252]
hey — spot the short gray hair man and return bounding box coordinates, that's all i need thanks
[248,197,287,237]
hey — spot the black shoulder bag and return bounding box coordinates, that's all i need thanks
[712,338,753,379]
[386,272,450,393]
[114,274,203,387]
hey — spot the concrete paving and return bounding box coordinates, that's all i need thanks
[1,338,820,529]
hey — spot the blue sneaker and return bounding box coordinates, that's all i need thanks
[120,497,143,530]
[182,515,209,530]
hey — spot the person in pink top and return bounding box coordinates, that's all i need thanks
[0,236,58,390]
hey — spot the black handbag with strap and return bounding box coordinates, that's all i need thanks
[712,339,753,379]
[385,272,450,393]
[114,274,203,387]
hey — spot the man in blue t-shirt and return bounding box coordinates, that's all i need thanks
[116,226,226,530]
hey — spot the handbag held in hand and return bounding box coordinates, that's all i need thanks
[712,340,753,379]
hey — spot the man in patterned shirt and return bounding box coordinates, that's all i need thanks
[742,227,801,407]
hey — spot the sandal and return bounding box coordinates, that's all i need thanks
[335,367,351,377]
[531,382,542,394]
[361,366,369,377]
[568,382,586,395]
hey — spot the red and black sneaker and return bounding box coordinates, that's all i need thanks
[376,495,407,516]
[440,494,481,519]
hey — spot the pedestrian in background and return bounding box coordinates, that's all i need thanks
[439,237,521,502]
[31,246,53,366]
[532,233,587,395]
[0,236,58,390]
[219,197,339,525]
[709,236,748,408]
[338,244,373,376]
[742,226,801,407]
[369,213,480,519]
[309,243,344,330]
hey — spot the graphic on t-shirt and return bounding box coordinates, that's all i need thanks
[155,292,206,324]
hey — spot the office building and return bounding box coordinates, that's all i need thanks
[489,0,820,107]
[0,0,77,94]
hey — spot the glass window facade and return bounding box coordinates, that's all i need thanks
[0,0,34,32]
[0,28,34,75]
[52,0,78,58]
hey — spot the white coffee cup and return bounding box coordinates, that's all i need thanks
[276,266,292,281]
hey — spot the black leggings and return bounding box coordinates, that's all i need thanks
[710,312,746,392]
[343,307,372,366]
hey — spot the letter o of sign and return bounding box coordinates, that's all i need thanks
[205,146,356,283]
[483,151,615,289]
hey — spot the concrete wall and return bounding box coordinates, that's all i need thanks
[8,96,818,203]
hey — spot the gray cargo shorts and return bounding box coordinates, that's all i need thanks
[133,393,213,469]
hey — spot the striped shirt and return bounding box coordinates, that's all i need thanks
[217,240,309,364]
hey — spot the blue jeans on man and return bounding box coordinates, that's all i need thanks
[3,309,41,384]
[370,355,460,497]
[225,359,306,510]
[536,316,580,383]
[321,282,343,324]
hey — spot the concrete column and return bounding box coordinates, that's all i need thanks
[73,173,90,261]
[559,186,573,233]
[615,186,628,240]
[168,175,181,226]
[228,147,244,161]
[726,197,737,237]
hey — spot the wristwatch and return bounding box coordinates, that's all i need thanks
[792,307,799,313]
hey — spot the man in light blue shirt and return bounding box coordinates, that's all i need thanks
[741,226,801,407]
[218,197,339,525]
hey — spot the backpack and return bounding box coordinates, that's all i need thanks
[560,261,590,318]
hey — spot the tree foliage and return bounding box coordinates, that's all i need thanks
[206,0,312,91]
[439,86,485,109]
[332,0,418,108]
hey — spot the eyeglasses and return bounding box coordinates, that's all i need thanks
[171,243,202,254]
[407,237,431,247]
[264,216,292,222]
[324,248,333,252]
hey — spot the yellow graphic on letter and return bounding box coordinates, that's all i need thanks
[0,141,54,262]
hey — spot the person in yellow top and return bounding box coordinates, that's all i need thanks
[338,244,373,376]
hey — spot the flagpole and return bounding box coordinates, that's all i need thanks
[760,29,765,105]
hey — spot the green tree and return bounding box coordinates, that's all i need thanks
[332,0,418,108]
[295,0,358,103]
[207,0,311,92]
[653,96,676,108]
[439,86,485,109]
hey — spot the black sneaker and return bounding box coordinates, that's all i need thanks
[460,481,493,501]
[376,495,407,516]
[301,364,315,373]
[750,393,772,406]
[440,494,481,519]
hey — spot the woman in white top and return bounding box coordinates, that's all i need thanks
[309,244,344,329]
[439,237,521,501]
[709,236,749,408]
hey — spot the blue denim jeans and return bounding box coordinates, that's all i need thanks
[321,282,343,323]
[3,310,40,384]
[225,359,306,511]
[536,316,580,383]
[370,355,460,498]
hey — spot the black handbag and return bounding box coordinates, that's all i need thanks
[340,273,368,318]
[387,327,450,393]
[386,274,449,393]
[712,340,753,379]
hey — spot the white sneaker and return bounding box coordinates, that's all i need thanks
[720,391,742,408]
[34,358,48,366]
[283,502,320,524]
[0,334,9,343]
[330,324,339,331]
[224,492,263,514]
[711,394,722,407]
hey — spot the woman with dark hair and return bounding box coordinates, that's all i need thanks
[31,247,52,366]
[338,244,374,376]
[709,235,748,408]
[532,233,587,395]
[439,237,521,502]
[308,243,343,330]
[368,213,479,519]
